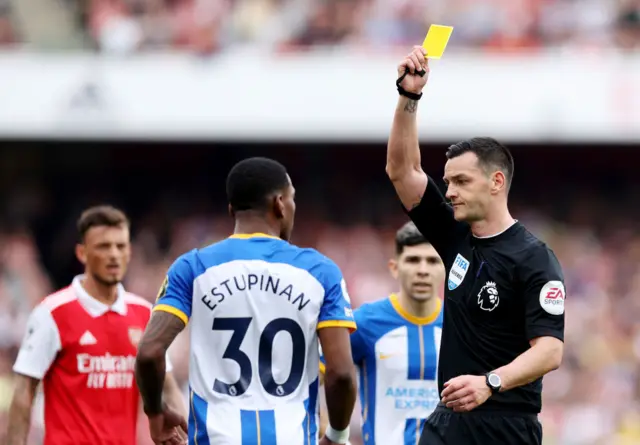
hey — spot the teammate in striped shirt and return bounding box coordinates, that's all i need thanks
[6,205,185,445]
[320,222,445,445]
[135,157,358,445]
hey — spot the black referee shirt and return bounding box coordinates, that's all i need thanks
[407,176,565,414]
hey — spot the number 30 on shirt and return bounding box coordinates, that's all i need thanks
[212,317,305,398]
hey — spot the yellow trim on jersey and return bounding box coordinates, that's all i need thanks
[317,320,357,332]
[319,361,326,374]
[390,293,442,325]
[153,304,189,325]
[229,232,280,240]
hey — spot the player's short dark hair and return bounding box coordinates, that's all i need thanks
[226,157,290,212]
[395,221,430,255]
[446,137,514,189]
[77,205,129,242]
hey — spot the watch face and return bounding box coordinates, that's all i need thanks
[489,374,501,387]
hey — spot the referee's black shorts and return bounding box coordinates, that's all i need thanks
[419,404,542,445]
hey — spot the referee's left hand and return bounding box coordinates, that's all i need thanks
[440,375,492,412]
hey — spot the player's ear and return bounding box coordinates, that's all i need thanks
[273,194,285,220]
[388,258,399,279]
[228,204,235,218]
[75,243,87,266]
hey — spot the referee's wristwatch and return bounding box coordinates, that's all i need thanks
[485,372,502,394]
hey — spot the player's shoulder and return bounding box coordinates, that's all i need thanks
[123,292,156,324]
[170,247,200,266]
[197,237,343,284]
[38,285,78,314]
[165,248,202,279]
[285,246,345,287]
[352,298,397,331]
[290,245,339,270]
[193,237,295,269]
[236,239,342,278]
[355,298,391,316]
[124,292,153,311]
[197,238,235,255]
[211,237,334,265]
[27,286,79,328]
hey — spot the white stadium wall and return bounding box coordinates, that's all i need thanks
[0,49,638,142]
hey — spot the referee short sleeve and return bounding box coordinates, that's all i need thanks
[522,247,565,342]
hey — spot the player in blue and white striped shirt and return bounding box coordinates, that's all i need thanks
[135,157,358,445]
[320,222,445,445]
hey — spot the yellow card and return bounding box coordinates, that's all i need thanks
[422,24,454,59]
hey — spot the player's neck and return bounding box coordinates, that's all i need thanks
[233,218,280,239]
[398,291,439,319]
[81,275,119,305]
[470,205,515,238]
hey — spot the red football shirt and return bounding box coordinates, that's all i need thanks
[13,275,173,445]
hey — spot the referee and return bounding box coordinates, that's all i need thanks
[386,45,565,445]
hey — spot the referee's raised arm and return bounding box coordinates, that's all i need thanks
[386,47,464,262]
[386,45,430,211]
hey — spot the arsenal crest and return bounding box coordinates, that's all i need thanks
[128,327,143,347]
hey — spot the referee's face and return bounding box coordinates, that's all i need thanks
[391,243,444,302]
[444,152,492,222]
[77,224,131,286]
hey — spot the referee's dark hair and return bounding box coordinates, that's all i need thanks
[395,221,430,255]
[446,137,515,191]
[226,157,290,212]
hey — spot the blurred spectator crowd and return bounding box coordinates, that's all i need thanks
[1,191,640,444]
[0,0,638,52]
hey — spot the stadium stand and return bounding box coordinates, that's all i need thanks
[0,0,638,52]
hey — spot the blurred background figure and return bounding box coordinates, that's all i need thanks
[1,0,639,52]
[0,0,638,444]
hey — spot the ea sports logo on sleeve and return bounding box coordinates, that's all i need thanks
[539,281,565,315]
